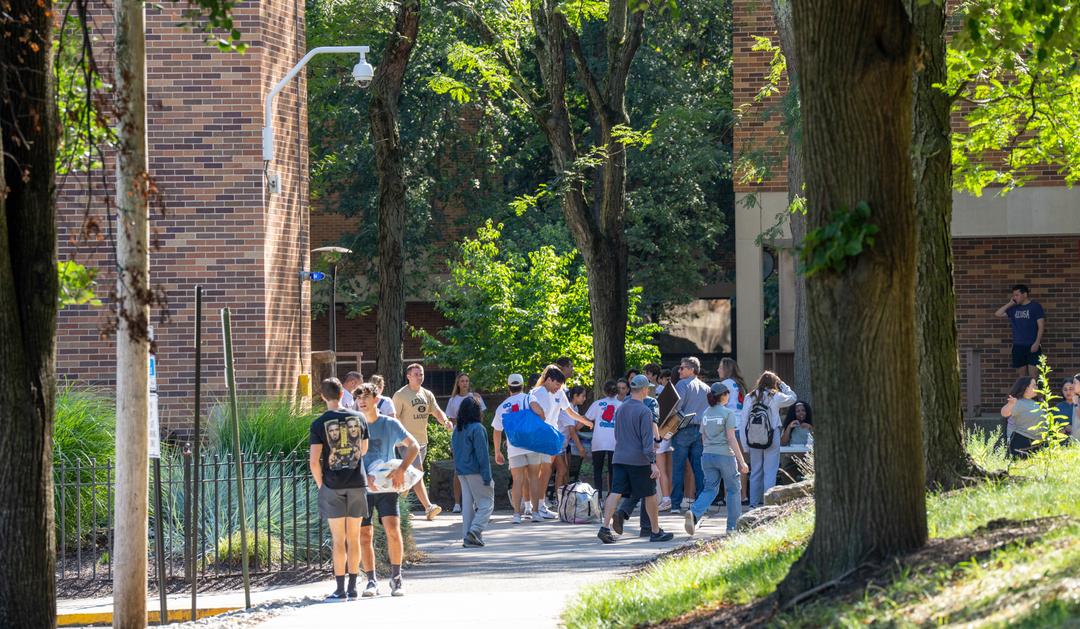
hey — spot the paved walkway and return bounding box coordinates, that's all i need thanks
[58,506,733,628]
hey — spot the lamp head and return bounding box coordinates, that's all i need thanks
[352,47,374,87]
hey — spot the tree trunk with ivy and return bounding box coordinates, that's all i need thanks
[0,1,59,624]
[779,0,927,602]
[371,0,421,391]
[909,0,982,490]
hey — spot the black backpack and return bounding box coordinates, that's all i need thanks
[744,398,774,449]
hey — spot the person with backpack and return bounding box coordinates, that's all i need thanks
[452,396,494,547]
[585,380,622,501]
[742,371,796,507]
[685,383,749,535]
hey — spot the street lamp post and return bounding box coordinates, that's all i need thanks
[312,246,352,375]
[262,45,374,193]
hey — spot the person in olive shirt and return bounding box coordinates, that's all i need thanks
[597,375,674,544]
[392,363,453,520]
[309,378,369,600]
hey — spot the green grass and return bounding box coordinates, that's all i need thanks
[207,396,315,455]
[54,386,115,549]
[562,443,1080,628]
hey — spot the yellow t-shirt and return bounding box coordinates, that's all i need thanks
[392,385,440,446]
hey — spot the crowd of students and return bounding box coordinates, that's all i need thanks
[307,357,816,600]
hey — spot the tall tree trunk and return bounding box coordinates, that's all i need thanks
[113,0,151,623]
[771,0,811,402]
[371,0,421,391]
[780,0,926,602]
[909,0,980,489]
[0,1,59,624]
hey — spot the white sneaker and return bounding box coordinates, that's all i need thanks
[531,512,543,523]
[512,513,522,524]
[452,503,462,514]
[539,504,557,520]
[658,497,672,512]
[523,503,533,516]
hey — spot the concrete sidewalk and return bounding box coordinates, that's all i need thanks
[58,506,733,628]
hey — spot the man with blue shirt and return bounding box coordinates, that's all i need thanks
[670,357,710,513]
[995,284,1046,377]
[357,383,420,598]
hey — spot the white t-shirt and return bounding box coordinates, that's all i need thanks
[721,378,744,412]
[557,385,577,434]
[491,392,532,458]
[340,389,356,411]
[376,395,395,417]
[445,393,487,420]
[585,396,621,452]
[529,386,571,428]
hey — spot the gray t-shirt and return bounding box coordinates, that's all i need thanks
[1010,398,1043,439]
[675,376,711,426]
[612,398,656,466]
[701,405,738,456]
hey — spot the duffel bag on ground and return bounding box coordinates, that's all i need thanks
[558,482,601,524]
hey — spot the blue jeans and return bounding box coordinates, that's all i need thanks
[748,428,781,507]
[671,425,705,508]
[690,453,741,530]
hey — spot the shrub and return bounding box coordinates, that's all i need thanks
[207,396,314,456]
[54,386,114,551]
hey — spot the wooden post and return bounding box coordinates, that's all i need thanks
[113,0,150,622]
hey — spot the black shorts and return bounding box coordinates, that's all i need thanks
[610,463,656,499]
[1011,344,1042,369]
[362,492,401,527]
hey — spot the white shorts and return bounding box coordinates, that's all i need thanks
[656,438,672,454]
[509,452,547,469]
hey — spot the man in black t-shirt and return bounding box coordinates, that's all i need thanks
[309,378,369,600]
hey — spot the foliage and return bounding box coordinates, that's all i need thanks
[53,387,114,550]
[945,0,1080,194]
[963,427,1009,474]
[206,396,315,456]
[57,261,101,308]
[415,221,661,391]
[54,386,115,462]
[563,445,1080,628]
[1032,355,1070,450]
[798,202,879,277]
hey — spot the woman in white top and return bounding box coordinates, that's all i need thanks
[584,380,621,500]
[446,373,487,513]
[741,371,796,507]
[718,357,750,503]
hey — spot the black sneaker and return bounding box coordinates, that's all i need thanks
[326,590,348,601]
[649,528,674,542]
[597,527,617,544]
[346,587,358,600]
[390,576,405,597]
[611,510,627,536]
[465,530,485,547]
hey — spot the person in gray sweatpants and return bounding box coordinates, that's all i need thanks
[451,396,494,547]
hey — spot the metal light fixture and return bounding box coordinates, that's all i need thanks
[312,246,353,375]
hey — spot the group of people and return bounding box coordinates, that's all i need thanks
[307,356,817,599]
[995,284,1079,456]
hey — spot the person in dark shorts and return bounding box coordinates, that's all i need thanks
[995,284,1045,377]
[309,378,370,601]
[358,383,420,598]
[597,375,674,544]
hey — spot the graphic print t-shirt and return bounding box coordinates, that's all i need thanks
[309,409,369,490]
[1006,301,1045,346]
[392,386,440,446]
[586,397,622,452]
[491,392,532,458]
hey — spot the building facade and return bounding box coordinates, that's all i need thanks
[733,0,1080,415]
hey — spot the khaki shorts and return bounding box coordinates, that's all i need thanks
[397,443,427,470]
[509,452,546,469]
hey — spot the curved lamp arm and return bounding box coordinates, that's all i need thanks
[262,46,369,162]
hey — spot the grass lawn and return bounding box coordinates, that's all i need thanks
[561,433,1080,628]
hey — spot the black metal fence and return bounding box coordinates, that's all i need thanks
[54,451,330,583]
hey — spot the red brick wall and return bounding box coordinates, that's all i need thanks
[56,0,307,434]
[954,236,1080,412]
[312,302,451,368]
[732,0,787,193]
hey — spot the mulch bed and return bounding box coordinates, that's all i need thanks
[649,515,1073,628]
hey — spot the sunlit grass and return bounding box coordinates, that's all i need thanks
[562,443,1080,628]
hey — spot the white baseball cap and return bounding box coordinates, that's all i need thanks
[507,373,524,386]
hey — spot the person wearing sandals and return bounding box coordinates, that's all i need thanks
[685,384,749,535]
[452,396,494,547]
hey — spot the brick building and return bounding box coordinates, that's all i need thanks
[732,0,1080,416]
[56,0,311,434]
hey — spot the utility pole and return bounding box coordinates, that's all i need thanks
[113,0,150,623]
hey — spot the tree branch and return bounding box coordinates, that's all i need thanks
[559,12,608,123]
[607,7,645,105]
